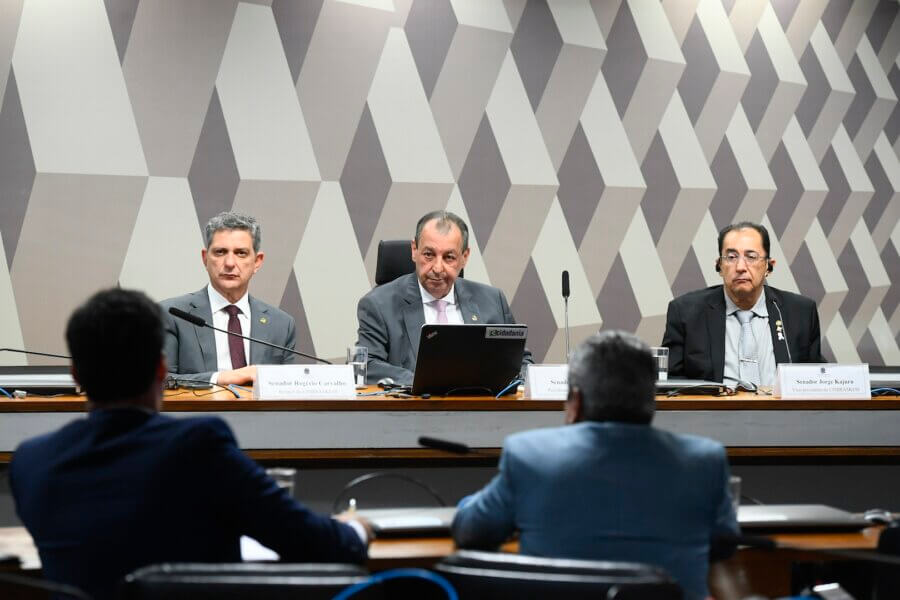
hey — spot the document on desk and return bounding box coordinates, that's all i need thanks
[241,535,279,561]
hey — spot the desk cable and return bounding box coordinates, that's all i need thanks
[331,568,458,600]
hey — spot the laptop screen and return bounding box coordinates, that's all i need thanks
[412,324,527,396]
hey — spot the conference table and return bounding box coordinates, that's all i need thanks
[1,387,900,463]
[1,388,898,598]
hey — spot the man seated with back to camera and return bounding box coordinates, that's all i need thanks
[662,221,825,389]
[451,331,740,600]
[10,289,369,600]
[355,210,532,385]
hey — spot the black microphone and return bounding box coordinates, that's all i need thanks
[418,436,471,454]
[562,270,571,359]
[167,307,332,365]
[0,348,71,360]
[770,298,792,363]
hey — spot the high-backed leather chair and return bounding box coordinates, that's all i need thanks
[118,563,381,600]
[434,551,682,600]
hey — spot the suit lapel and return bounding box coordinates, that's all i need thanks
[706,291,726,381]
[189,289,217,372]
[247,296,269,364]
[455,280,480,324]
[765,287,789,365]
[401,275,425,359]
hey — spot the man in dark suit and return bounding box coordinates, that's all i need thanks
[662,222,825,387]
[356,210,532,384]
[10,289,368,600]
[161,212,296,385]
[452,331,739,600]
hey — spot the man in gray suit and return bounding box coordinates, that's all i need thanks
[161,212,296,386]
[452,331,739,600]
[356,210,531,384]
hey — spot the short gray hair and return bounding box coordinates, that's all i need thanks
[414,210,469,252]
[568,330,656,424]
[204,212,261,252]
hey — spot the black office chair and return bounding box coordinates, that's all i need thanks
[117,563,381,600]
[875,520,900,599]
[374,239,463,285]
[434,551,682,599]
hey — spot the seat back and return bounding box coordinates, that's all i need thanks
[118,563,381,600]
[375,240,414,285]
[434,551,681,600]
[374,240,464,285]
[875,522,900,600]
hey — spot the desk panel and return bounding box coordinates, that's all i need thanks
[2,393,899,460]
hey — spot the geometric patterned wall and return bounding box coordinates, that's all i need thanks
[0,0,898,367]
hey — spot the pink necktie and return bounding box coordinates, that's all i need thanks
[433,299,448,324]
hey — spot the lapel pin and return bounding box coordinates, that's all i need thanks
[259,316,268,324]
[471,315,478,321]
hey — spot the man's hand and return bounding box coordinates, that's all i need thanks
[334,511,375,544]
[216,365,257,386]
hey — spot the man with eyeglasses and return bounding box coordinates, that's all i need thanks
[662,222,825,388]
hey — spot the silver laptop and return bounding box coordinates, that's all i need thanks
[738,504,868,531]
[354,507,456,538]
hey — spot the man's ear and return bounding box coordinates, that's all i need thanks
[565,387,584,424]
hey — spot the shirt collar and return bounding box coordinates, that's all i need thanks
[418,280,456,306]
[207,284,251,316]
[724,286,768,317]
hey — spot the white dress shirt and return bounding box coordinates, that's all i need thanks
[208,284,251,383]
[723,288,776,387]
[418,281,464,324]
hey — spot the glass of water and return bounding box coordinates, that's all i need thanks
[266,467,296,498]
[347,345,367,388]
[650,347,669,381]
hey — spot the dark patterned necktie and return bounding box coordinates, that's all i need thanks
[224,305,247,369]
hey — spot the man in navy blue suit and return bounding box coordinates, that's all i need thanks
[452,331,740,600]
[10,289,369,600]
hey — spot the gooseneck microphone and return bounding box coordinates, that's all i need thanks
[418,436,471,454]
[0,348,71,360]
[770,298,792,363]
[167,307,332,365]
[562,270,570,360]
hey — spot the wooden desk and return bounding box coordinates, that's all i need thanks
[2,390,899,464]
[0,525,884,600]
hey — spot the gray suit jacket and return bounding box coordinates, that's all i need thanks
[161,288,297,382]
[355,273,533,384]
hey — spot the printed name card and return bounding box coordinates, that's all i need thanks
[524,364,569,400]
[774,363,870,400]
[253,365,356,399]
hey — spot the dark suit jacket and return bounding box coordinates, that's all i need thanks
[356,272,533,384]
[160,287,296,382]
[452,422,739,600]
[10,410,365,600]
[662,284,826,381]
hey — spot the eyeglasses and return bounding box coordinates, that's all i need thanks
[720,252,769,265]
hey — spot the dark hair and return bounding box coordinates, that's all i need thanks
[567,330,656,424]
[66,289,164,403]
[717,221,770,257]
[414,211,469,252]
